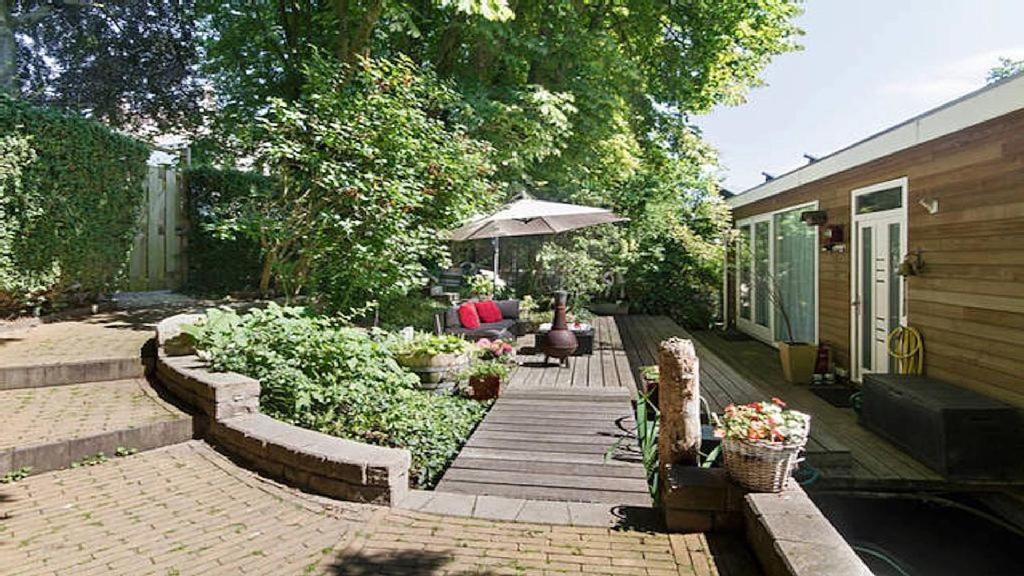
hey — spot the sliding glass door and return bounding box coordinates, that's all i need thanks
[735,203,817,345]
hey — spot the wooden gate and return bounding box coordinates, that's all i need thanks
[128,164,187,290]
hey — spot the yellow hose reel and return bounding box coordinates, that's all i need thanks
[886,325,923,375]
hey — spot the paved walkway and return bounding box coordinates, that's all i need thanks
[0,442,755,575]
[0,378,185,450]
[0,308,183,367]
[436,317,650,508]
[436,389,651,507]
[0,441,370,575]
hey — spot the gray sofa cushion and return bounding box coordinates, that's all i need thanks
[444,306,461,329]
[495,299,519,319]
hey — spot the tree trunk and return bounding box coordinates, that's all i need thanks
[657,337,701,482]
[258,249,276,297]
[0,0,17,95]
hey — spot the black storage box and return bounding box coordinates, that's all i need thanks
[860,374,1024,480]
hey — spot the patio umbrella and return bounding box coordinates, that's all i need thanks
[448,194,628,281]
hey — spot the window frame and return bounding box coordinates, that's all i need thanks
[735,200,820,347]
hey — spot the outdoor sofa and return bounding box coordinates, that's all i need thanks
[437,299,520,341]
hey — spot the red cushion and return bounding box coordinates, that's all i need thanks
[475,300,503,323]
[458,302,481,329]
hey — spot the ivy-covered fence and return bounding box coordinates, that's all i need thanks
[183,167,266,294]
[0,97,149,314]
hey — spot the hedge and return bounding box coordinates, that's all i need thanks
[0,97,149,314]
[183,166,266,294]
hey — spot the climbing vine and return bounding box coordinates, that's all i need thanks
[0,96,148,314]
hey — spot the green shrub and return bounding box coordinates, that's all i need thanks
[186,304,487,487]
[373,294,448,333]
[0,97,149,313]
[183,166,267,294]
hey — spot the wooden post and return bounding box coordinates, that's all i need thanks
[658,337,701,481]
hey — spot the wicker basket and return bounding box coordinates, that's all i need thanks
[722,436,806,493]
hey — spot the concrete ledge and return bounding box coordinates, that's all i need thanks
[0,418,194,476]
[0,357,144,390]
[744,482,871,576]
[153,313,412,505]
[398,489,661,528]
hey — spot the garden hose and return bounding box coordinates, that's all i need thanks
[886,326,923,375]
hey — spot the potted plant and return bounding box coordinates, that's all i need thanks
[392,332,471,392]
[765,274,817,384]
[638,365,659,404]
[713,398,810,492]
[462,360,510,400]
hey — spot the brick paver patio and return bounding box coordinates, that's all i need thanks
[0,441,754,575]
[325,508,728,576]
[0,441,372,575]
[0,379,185,450]
[0,307,195,368]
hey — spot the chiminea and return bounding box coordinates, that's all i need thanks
[541,290,578,366]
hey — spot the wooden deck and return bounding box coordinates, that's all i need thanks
[622,316,1012,491]
[439,314,1010,505]
[436,317,651,506]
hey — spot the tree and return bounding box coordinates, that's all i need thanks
[988,57,1024,84]
[196,0,512,148]
[211,55,499,309]
[2,0,202,131]
[198,0,803,324]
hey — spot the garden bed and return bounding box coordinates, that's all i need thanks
[179,304,490,489]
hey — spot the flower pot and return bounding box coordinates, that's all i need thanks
[395,352,469,390]
[723,437,805,493]
[467,375,502,400]
[777,341,816,384]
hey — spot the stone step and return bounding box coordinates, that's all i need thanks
[0,378,193,477]
[0,356,146,390]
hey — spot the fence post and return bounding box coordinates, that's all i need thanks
[658,337,701,481]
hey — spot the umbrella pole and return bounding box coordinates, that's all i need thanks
[492,237,500,283]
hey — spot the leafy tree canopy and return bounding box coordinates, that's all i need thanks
[2,0,202,132]
[988,56,1024,84]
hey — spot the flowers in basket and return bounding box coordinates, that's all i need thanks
[475,338,515,363]
[713,398,810,492]
[713,398,810,446]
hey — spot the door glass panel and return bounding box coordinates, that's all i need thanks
[754,221,770,327]
[738,226,751,321]
[888,222,902,335]
[855,187,902,214]
[772,208,816,343]
[861,226,873,370]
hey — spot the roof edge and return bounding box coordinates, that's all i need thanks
[727,70,1024,209]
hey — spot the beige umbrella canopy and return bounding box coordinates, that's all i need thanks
[449,195,628,281]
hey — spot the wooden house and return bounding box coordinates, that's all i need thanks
[723,72,1024,408]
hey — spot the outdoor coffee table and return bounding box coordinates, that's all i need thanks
[536,322,594,356]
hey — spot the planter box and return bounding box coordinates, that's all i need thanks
[395,352,469,389]
[467,375,502,400]
[778,342,815,384]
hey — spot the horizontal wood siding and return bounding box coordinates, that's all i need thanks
[731,108,1024,407]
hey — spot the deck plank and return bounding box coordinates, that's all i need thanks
[436,317,651,505]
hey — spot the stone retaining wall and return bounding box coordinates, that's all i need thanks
[153,314,411,505]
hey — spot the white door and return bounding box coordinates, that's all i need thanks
[851,179,907,380]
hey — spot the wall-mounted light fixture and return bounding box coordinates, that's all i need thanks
[918,197,939,215]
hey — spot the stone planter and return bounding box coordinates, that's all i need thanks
[395,352,469,391]
[777,342,816,384]
[467,375,502,400]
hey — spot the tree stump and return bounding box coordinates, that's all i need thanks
[658,337,701,481]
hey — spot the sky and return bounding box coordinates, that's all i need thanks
[696,0,1024,194]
